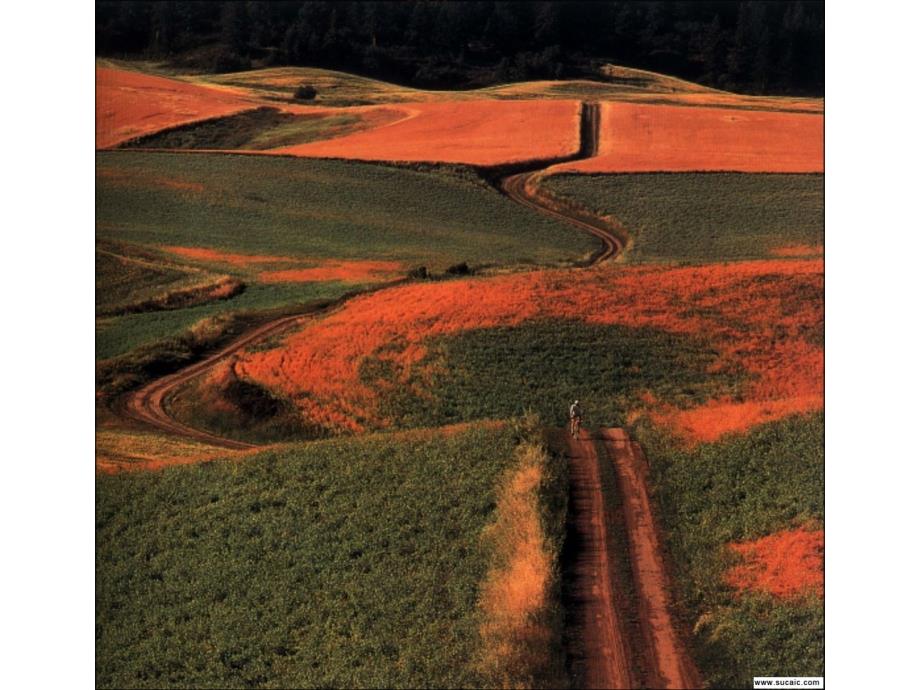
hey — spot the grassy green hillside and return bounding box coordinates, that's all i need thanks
[96,243,195,313]
[96,421,565,688]
[96,281,354,360]
[638,413,824,687]
[362,320,744,431]
[96,152,596,366]
[96,152,595,267]
[543,173,824,263]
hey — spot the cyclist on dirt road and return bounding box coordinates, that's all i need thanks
[569,399,583,438]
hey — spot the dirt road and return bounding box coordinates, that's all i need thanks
[561,428,636,689]
[555,427,702,689]
[117,311,319,450]
[499,102,625,265]
[597,428,703,689]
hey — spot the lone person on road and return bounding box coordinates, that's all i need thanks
[569,399,583,438]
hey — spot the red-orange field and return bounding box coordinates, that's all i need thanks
[557,102,824,173]
[161,245,295,267]
[771,244,825,257]
[724,527,824,599]
[273,99,581,165]
[160,246,403,282]
[259,261,403,283]
[233,260,824,437]
[96,67,257,148]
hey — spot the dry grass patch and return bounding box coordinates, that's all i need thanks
[478,420,567,689]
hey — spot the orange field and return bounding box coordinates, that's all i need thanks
[160,246,291,267]
[771,244,825,257]
[259,261,403,283]
[231,260,823,438]
[96,67,257,149]
[272,99,581,165]
[557,102,823,173]
[161,246,402,283]
[725,527,824,599]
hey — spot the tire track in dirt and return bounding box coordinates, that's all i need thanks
[598,428,703,689]
[559,428,636,689]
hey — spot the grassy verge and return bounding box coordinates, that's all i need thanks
[96,419,565,688]
[121,107,368,150]
[542,173,824,262]
[96,152,596,268]
[635,413,824,687]
[478,414,568,688]
[362,319,745,430]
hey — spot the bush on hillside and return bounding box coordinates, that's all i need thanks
[293,83,317,101]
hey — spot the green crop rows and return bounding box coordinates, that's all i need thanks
[97,423,527,688]
[96,152,595,268]
[362,320,745,431]
[638,413,824,687]
[543,173,824,263]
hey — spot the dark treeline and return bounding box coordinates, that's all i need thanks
[96,1,823,96]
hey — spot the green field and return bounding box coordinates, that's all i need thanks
[96,243,196,313]
[96,152,595,267]
[96,421,564,688]
[96,152,598,366]
[543,173,824,262]
[362,320,745,431]
[95,240,246,319]
[96,281,356,361]
[638,413,824,687]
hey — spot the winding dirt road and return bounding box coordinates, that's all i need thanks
[500,102,624,265]
[118,312,316,450]
[116,100,625,446]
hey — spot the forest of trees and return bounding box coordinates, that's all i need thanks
[96,1,824,96]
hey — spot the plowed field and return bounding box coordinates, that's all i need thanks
[557,102,823,173]
[273,100,581,165]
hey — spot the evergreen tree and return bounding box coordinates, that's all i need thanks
[220,0,249,56]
